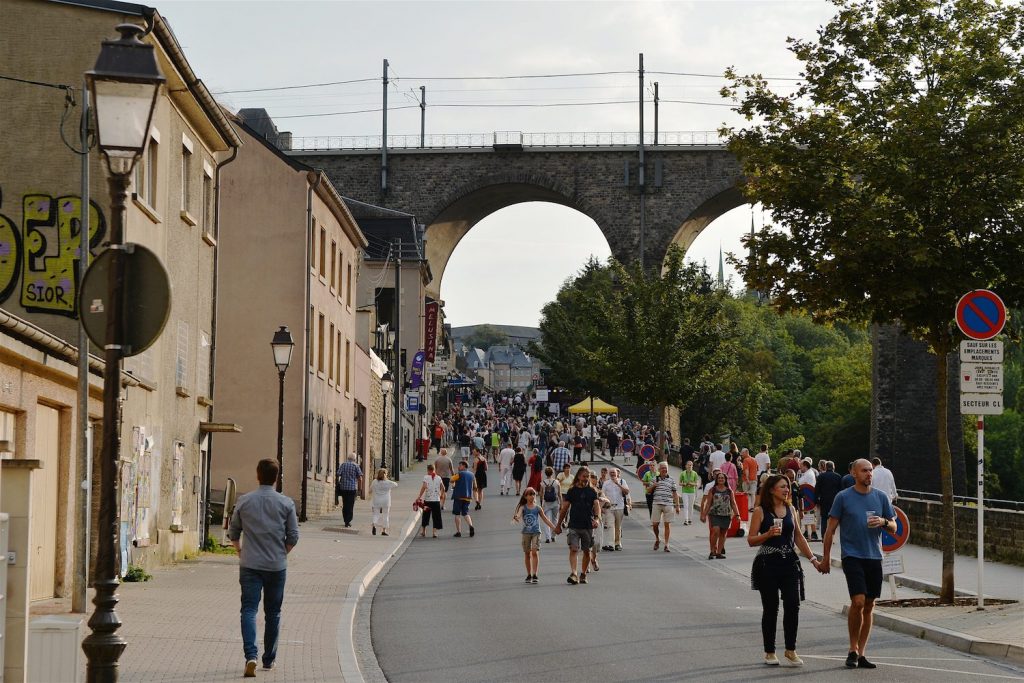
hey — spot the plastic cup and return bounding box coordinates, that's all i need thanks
[866,510,876,525]
[773,518,783,531]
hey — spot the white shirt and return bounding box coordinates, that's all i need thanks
[798,468,817,487]
[872,465,897,502]
[499,447,515,469]
[421,474,445,502]
[754,451,771,474]
[371,479,398,505]
[709,450,726,472]
[601,477,629,509]
[518,431,531,448]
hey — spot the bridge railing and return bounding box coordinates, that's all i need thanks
[897,488,1024,511]
[288,130,724,151]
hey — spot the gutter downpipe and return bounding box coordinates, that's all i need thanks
[204,142,238,546]
[301,171,323,522]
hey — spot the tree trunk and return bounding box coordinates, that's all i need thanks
[935,347,955,604]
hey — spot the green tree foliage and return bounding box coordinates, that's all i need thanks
[722,0,1024,602]
[464,324,509,351]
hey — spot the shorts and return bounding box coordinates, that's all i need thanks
[842,556,883,600]
[452,499,471,516]
[709,514,731,529]
[521,533,540,552]
[652,503,676,523]
[566,527,594,551]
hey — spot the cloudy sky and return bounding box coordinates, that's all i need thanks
[160,0,836,327]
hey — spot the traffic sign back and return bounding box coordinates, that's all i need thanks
[956,290,1006,341]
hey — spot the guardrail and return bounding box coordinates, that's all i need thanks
[897,488,1024,511]
[289,130,724,151]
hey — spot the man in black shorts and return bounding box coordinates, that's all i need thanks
[820,458,897,670]
[554,466,601,585]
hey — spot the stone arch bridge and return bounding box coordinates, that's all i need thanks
[292,133,743,298]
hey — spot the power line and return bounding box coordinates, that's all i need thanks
[213,77,379,95]
[1,74,74,91]
[398,70,633,81]
[649,70,804,82]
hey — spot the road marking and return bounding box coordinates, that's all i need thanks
[802,655,1024,680]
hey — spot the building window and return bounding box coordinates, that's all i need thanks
[337,253,344,300]
[328,322,336,383]
[197,331,211,398]
[317,420,326,474]
[308,305,315,368]
[135,136,158,206]
[346,263,353,306]
[201,171,213,238]
[310,218,317,273]
[181,145,192,211]
[317,313,325,373]
[345,339,351,393]
[330,240,337,291]
[319,227,327,276]
[336,331,342,390]
[175,320,190,389]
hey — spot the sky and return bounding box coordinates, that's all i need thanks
[157,0,837,327]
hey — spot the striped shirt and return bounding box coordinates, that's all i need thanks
[551,447,572,471]
[651,476,678,506]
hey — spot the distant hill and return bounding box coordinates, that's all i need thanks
[452,324,540,349]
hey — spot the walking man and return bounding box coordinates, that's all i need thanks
[450,460,477,537]
[229,459,299,677]
[551,440,572,472]
[554,466,601,585]
[336,453,363,528]
[647,461,681,551]
[601,467,629,550]
[820,458,897,670]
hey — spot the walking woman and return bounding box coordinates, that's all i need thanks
[370,468,398,536]
[512,487,556,583]
[417,463,446,538]
[511,447,527,495]
[526,447,544,493]
[748,474,822,666]
[473,448,489,510]
[678,460,700,525]
[540,466,561,543]
[700,471,740,559]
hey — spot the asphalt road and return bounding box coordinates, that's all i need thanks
[371,479,1024,683]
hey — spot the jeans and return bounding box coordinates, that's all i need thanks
[339,489,357,526]
[240,567,287,665]
[543,503,559,542]
[758,571,800,653]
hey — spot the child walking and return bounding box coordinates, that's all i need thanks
[512,487,556,584]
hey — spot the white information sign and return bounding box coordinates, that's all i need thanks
[960,393,1004,415]
[535,389,549,402]
[961,363,1003,393]
[881,553,904,576]
[960,340,1004,363]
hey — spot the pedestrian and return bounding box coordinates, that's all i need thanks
[748,473,822,666]
[490,429,501,463]
[678,460,700,525]
[512,487,557,583]
[840,460,856,489]
[572,431,584,463]
[498,442,515,495]
[721,450,739,492]
[228,459,299,677]
[527,447,544,492]
[741,448,759,510]
[601,467,629,550]
[336,453,364,528]
[417,463,446,538]
[607,428,620,460]
[540,466,561,544]
[434,448,454,508]
[870,457,897,503]
[450,460,477,538]
[646,461,681,552]
[755,444,772,477]
[556,462,574,496]
[511,447,527,495]
[588,471,611,570]
[820,459,898,670]
[709,443,727,473]
[815,461,842,524]
[554,466,601,585]
[797,458,819,541]
[641,464,657,518]
[473,448,488,510]
[370,468,398,536]
[551,440,572,472]
[700,471,740,559]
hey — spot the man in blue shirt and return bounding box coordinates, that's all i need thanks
[336,454,364,528]
[550,441,572,472]
[820,458,897,670]
[229,459,299,677]
[450,460,477,537]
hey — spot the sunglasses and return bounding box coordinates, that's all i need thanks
[525,493,536,497]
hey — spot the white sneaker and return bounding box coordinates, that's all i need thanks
[784,651,804,666]
[764,653,780,666]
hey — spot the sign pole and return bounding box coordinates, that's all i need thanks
[977,415,984,610]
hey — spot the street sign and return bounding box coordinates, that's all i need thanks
[955,290,1006,340]
[620,439,635,453]
[961,363,1003,393]
[960,393,1004,415]
[881,506,911,553]
[960,340,1004,363]
[798,483,816,512]
[79,244,171,357]
[405,393,420,412]
[881,553,905,576]
[639,444,656,461]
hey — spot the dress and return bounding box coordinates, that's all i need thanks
[511,452,527,482]
[475,457,488,489]
[527,454,543,492]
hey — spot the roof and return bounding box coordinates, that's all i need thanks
[486,345,531,368]
[466,348,487,368]
[354,216,423,260]
[451,324,541,341]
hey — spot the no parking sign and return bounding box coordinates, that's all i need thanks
[956,290,1006,341]
[881,506,911,553]
[639,444,657,461]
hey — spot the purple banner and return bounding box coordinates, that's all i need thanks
[410,350,426,389]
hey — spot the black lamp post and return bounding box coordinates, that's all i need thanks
[380,371,393,468]
[271,326,295,493]
[82,23,164,683]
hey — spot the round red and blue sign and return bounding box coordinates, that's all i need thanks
[881,506,911,553]
[620,439,635,453]
[955,290,1006,341]
[798,484,816,512]
[640,444,657,462]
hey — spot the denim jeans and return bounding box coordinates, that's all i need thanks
[240,567,287,665]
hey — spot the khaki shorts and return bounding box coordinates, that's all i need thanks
[566,527,594,551]
[652,503,676,523]
[521,532,540,552]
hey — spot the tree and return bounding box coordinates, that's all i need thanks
[464,324,508,351]
[723,0,1024,601]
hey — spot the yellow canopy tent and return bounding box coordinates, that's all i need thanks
[567,397,618,414]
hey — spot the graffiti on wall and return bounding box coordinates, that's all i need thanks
[0,186,106,317]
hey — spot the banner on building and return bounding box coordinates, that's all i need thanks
[424,301,439,362]
[410,350,426,389]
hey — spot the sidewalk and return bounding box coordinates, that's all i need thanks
[105,461,428,682]
[589,450,1024,665]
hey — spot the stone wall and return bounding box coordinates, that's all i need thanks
[899,497,1024,565]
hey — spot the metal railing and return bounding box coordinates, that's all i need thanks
[288,130,724,151]
[897,488,1024,511]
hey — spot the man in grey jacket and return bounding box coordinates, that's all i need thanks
[229,459,300,677]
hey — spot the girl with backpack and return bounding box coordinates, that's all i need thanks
[512,487,557,584]
[539,467,561,543]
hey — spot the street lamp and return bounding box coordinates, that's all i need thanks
[271,326,295,493]
[82,22,164,682]
[380,371,393,468]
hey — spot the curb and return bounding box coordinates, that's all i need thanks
[336,508,420,682]
[840,604,1024,666]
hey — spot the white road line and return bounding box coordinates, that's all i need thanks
[801,655,1024,680]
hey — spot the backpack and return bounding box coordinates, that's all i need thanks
[543,480,558,502]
